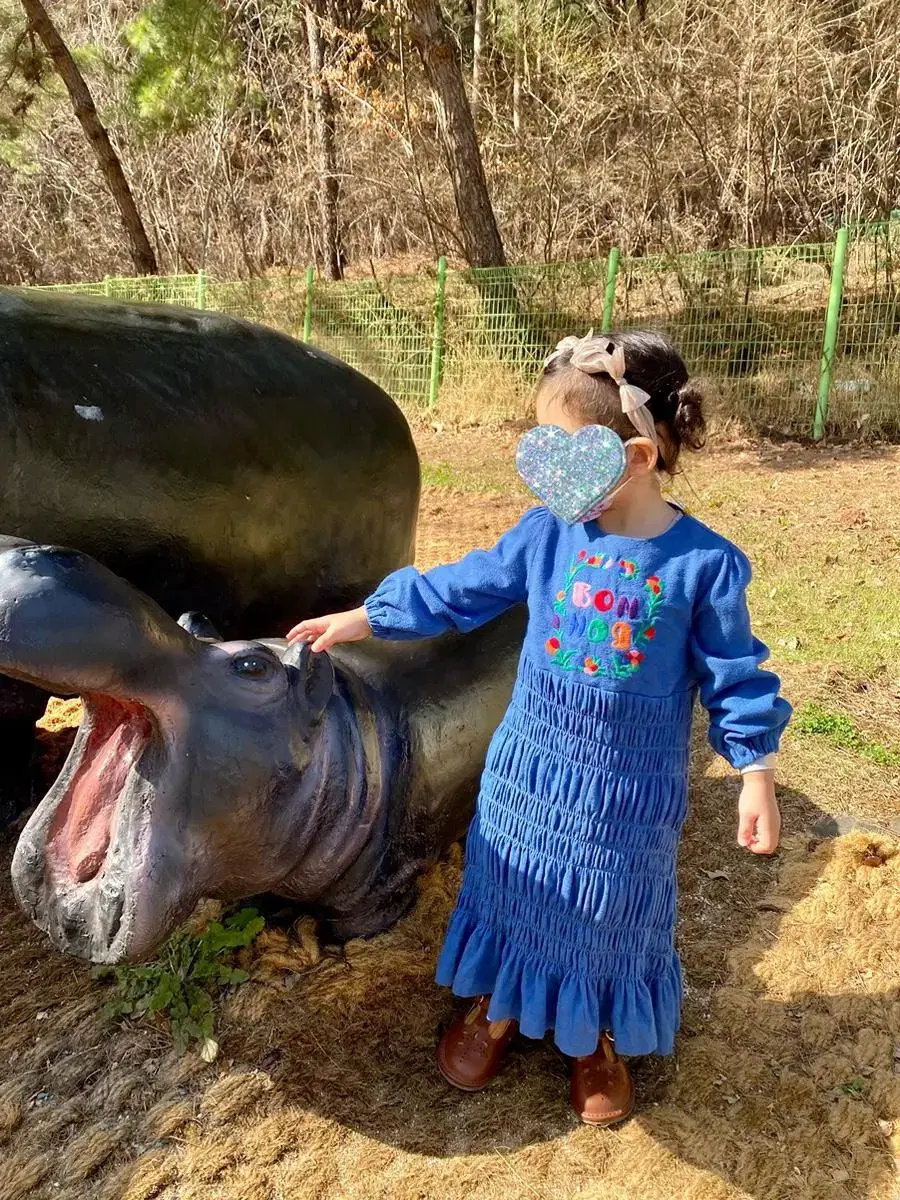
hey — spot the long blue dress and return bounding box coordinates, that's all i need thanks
[364,506,791,1057]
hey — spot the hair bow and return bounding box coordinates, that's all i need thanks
[544,330,657,444]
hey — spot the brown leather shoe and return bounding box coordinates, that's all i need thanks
[571,1032,635,1126]
[437,997,517,1091]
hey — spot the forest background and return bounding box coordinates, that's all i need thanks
[1,0,898,286]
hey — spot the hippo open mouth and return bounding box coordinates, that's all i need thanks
[49,697,153,886]
[15,693,168,962]
[0,539,195,962]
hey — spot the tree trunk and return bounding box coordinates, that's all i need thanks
[403,0,506,267]
[19,0,158,275]
[305,0,343,281]
[471,0,486,117]
[512,0,522,137]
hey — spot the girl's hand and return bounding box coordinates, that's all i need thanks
[286,606,371,653]
[737,772,781,854]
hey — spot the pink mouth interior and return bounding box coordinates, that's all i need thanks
[47,697,152,884]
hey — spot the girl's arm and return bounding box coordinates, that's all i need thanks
[690,548,792,854]
[289,507,547,650]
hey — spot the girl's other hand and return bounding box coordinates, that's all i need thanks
[286,606,371,653]
[737,773,781,855]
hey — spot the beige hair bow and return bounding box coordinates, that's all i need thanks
[544,330,657,444]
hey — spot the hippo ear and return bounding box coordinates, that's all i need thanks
[177,611,223,641]
[283,641,335,723]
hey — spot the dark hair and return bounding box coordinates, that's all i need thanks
[537,329,707,473]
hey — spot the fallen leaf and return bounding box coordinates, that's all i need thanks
[199,1038,219,1063]
[702,870,729,881]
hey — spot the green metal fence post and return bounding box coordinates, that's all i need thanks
[103,275,111,298]
[813,227,850,439]
[429,256,448,408]
[600,248,621,333]
[303,265,315,343]
[196,269,207,310]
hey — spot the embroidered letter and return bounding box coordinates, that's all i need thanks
[572,581,592,609]
[568,610,588,638]
[611,621,632,650]
[594,589,614,613]
[616,595,641,620]
[587,617,608,642]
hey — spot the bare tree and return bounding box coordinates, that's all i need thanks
[18,0,158,275]
[306,0,343,280]
[512,0,523,137]
[402,0,507,267]
[471,0,486,116]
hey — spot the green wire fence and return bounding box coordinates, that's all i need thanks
[28,223,900,438]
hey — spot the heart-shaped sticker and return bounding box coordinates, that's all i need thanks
[516,424,627,524]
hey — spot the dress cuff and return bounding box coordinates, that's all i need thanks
[363,595,393,639]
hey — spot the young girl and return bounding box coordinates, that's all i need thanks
[288,330,791,1127]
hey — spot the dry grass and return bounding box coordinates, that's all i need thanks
[0,434,898,1199]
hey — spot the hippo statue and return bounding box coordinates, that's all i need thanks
[0,287,419,818]
[1,538,524,963]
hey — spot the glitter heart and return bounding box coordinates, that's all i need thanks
[515,425,627,524]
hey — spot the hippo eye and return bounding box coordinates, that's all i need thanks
[231,653,275,681]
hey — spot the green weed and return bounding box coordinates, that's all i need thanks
[421,462,457,488]
[92,907,264,1060]
[792,702,900,768]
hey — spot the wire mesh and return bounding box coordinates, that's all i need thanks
[19,225,900,437]
[33,281,108,297]
[307,272,433,405]
[617,244,834,435]
[831,225,900,438]
[440,259,612,407]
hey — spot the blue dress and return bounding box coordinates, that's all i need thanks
[364,507,791,1058]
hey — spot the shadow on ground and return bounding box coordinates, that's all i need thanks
[2,725,896,1200]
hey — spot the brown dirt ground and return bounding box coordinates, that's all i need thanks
[1,433,898,1200]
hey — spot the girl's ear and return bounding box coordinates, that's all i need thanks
[626,437,659,474]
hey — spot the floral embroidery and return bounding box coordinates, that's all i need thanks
[545,549,666,677]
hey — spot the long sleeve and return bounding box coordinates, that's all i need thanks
[690,547,792,770]
[364,507,547,640]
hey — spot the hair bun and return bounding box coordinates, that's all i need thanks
[673,383,707,451]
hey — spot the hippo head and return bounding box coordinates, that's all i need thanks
[1,539,335,963]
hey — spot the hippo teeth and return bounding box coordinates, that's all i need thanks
[45,695,153,889]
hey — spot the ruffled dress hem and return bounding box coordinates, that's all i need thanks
[436,907,682,1058]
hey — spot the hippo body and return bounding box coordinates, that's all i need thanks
[1,539,524,962]
[0,288,419,816]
